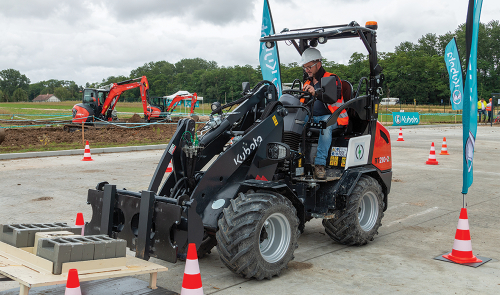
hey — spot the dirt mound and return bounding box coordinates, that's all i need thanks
[126,114,143,123]
[0,124,177,153]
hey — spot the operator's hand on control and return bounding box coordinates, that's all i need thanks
[304,84,316,98]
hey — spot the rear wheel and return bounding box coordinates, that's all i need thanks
[216,191,299,280]
[322,175,384,245]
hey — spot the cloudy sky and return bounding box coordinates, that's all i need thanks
[0,0,499,86]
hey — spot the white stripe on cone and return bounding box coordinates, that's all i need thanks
[181,287,203,295]
[65,286,82,295]
[452,239,473,252]
[184,259,200,275]
[429,146,436,159]
[457,219,470,230]
[76,225,85,236]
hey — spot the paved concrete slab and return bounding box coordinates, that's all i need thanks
[1,125,499,294]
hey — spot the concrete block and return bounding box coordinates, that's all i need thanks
[37,238,73,275]
[0,223,81,248]
[62,236,95,261]
[35,235,127,274]
[33,231,81,252]
[84,236,107,260]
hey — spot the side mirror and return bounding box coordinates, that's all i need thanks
[242,82,251,94]
[321,76,338,104]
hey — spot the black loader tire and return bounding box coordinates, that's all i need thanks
[322,175,384,245]
[216,191,300,280]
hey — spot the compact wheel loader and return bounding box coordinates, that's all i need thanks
[85,21,392,280]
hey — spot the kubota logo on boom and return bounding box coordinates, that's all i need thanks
[233,136,263,165]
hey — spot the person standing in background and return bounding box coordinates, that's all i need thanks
[486,98,492,123]
[478,98,486,123]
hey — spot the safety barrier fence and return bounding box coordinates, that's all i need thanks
[0,113,208,129]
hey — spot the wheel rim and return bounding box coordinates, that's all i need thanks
[358,191,379,232]
[259,213,291,263]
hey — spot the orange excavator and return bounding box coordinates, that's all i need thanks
[147,92,198,121]
[72,76,154,123]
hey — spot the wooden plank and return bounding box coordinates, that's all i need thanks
[0,241,53,274]
[0,241,167,290]
[61,257,127,274]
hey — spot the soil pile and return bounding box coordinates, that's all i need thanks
[126,113,142,123]
[0,124,177,153]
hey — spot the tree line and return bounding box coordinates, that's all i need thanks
[1,21,499,105]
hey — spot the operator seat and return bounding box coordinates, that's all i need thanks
[307,80,351,138]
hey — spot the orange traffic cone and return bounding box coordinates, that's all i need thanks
[65,269,82,295]
[181,243,203,295]
[81,141,93,161]
[442,208,482,264]
[439,137,450,155]
[75,213,84,236]
[397,127,404,141]
[166,161,173,173]
[425,142,439,165]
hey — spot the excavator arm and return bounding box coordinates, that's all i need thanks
[165,95,185,113]
[190,93,198,115]
[100,76,150,121]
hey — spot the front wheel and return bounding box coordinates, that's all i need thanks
[216,192,300,280]
[322,175,384,245]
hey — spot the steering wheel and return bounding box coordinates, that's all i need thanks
[282,89,314,105]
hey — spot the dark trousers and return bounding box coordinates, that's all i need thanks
[478,110,486,122]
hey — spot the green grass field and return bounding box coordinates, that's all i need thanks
[0,101,212,122]
[1,101,467,125]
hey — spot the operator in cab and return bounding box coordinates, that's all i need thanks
[301,48,348,180]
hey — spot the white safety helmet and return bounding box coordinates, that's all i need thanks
[300,48,323,66]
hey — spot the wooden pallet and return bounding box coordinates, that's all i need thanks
[0,241,167,295]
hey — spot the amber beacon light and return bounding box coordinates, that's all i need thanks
[365,21,378,30]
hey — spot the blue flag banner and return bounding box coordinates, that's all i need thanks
[462,0,483,194]
[259,0,282,97]
[444,38,464,110]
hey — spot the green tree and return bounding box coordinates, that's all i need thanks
[54,87,71,101]
[0,69,30,97]
[12,88,28,102]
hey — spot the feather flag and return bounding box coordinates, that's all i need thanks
[259,0,282,97]
[462,0,483,194]
[444,38,464,110]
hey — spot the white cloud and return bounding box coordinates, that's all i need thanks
[0,0,498,86]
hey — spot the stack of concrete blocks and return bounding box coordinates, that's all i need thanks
[0,223,127,275]
[36,235,127,274]
[0,223,82,248]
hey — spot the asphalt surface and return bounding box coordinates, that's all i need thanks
[1,125,499,294]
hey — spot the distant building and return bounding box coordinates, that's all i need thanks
[33,94,61,102]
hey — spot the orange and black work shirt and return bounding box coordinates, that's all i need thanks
[303,69,349,126]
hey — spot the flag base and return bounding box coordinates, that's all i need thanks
[434,252,491,268]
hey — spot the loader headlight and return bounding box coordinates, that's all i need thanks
[265,41,275,49]
[267,142,290,160]
[211,101,221,111]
